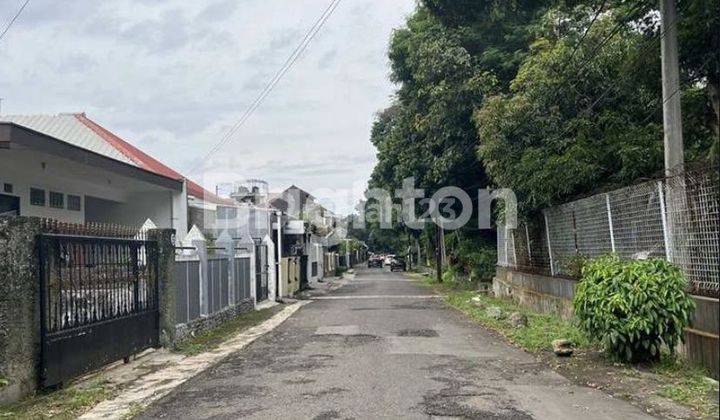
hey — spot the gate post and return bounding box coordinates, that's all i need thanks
[0,217,42,404]
[148,228,177,348]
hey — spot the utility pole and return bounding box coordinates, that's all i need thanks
[660,0,684,176]
[435,222,442,283]
[276,210,283,301]
[660,0,685,263]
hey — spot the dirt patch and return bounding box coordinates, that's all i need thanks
[421,358,532,419]
[312,333,381,346]
[283,378,317,385]
[397,328,438,337]
[422,398,533,420]
[302,387,348,398]
[313,410,342,420]
[543,349,707,419]
[391,300,440,310]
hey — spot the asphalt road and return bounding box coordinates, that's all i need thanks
[138,267,654,419]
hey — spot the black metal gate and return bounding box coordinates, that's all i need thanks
[255,244,268,301]
[37,234,160,388]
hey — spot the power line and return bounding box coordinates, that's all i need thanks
[552,1,646,100]
[556,0,608,77]
[0,0,30,43]
[187,0,342,175]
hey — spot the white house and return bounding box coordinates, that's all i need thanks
[0,113,232,238]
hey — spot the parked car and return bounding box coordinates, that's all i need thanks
[390,257,406,271]
[368,256,382,268]
[384,254,395,266]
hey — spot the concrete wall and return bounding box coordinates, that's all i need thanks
[279,257,301,297]
[494,266,719,379]
[493,267,576,320]
[0,217,41,404]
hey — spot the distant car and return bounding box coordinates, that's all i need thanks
[384,254,395,266]
[390,257,406,272]
[368,257,382,268]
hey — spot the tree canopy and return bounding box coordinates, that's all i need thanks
[360,0,717,257]
[368,0,718,218]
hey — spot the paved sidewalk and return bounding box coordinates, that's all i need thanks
[79,303,307,420]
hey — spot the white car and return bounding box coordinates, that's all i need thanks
[384,254,395,266]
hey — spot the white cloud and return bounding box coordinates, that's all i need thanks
[0,0,416,214]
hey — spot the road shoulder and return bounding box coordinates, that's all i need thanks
[407,270,719,419]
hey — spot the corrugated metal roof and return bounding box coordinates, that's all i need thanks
[0,113,137,165]
[1,112,235,205]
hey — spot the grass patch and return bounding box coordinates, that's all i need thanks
[414,272,587,352]
[653,357,720,418]
[412,273,718,417]
[0,380,114,419]
[173,306,283,356]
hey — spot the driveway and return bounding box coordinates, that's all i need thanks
[138,267,655,419]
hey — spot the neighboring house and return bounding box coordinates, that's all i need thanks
[0,113,231,238]
[269,185,346,285]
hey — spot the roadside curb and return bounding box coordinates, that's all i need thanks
[79,302,309,420]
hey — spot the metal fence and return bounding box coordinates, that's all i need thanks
[174,245,253,325]
[36,226,160,388]
[498,167,719,297]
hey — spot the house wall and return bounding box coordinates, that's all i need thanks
[173,182,188,240]
[0,149,184,231]
[85,192,174,229]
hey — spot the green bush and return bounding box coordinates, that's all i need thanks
[453,237,496,281]
[573,256,695,363]
[442,265,460,283]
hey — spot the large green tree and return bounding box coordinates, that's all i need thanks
[474,2,718,211]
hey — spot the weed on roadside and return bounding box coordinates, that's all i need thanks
[652,357,720,418]
[174,306,283,356]
[410,271,719,418]
[0,380,114,419]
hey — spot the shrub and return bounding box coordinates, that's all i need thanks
[573,256,695,363]
[454,238,496,281]
[442,265,460,283]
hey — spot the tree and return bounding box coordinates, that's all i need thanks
[474,6,717,212]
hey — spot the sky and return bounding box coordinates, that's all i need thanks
[0,0,417,214]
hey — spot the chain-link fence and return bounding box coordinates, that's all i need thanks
[497,166,719,297]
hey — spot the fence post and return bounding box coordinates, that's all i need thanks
[657,181,672,262]
[0,217,41,404]
[605,194,616,253]
[543,211,555,276]
[148,228,177,348]
[217,232,234,305]
[248,241,257,306]
[193,238,209,315]
[264,234,276,301]
[511,228,517,267]
[525,224,532,262]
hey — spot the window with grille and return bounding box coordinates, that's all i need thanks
[30,188,45,206]
[68,195,81,211]
[49,191,64,209]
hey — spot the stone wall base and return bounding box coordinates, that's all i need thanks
[493,266,719,379]
[174,299,255,344]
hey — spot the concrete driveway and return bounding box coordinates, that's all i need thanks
[138,267,655,419]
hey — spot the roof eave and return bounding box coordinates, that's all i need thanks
[0,122,183,192]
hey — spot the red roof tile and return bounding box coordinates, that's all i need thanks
[74,113,235,206]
